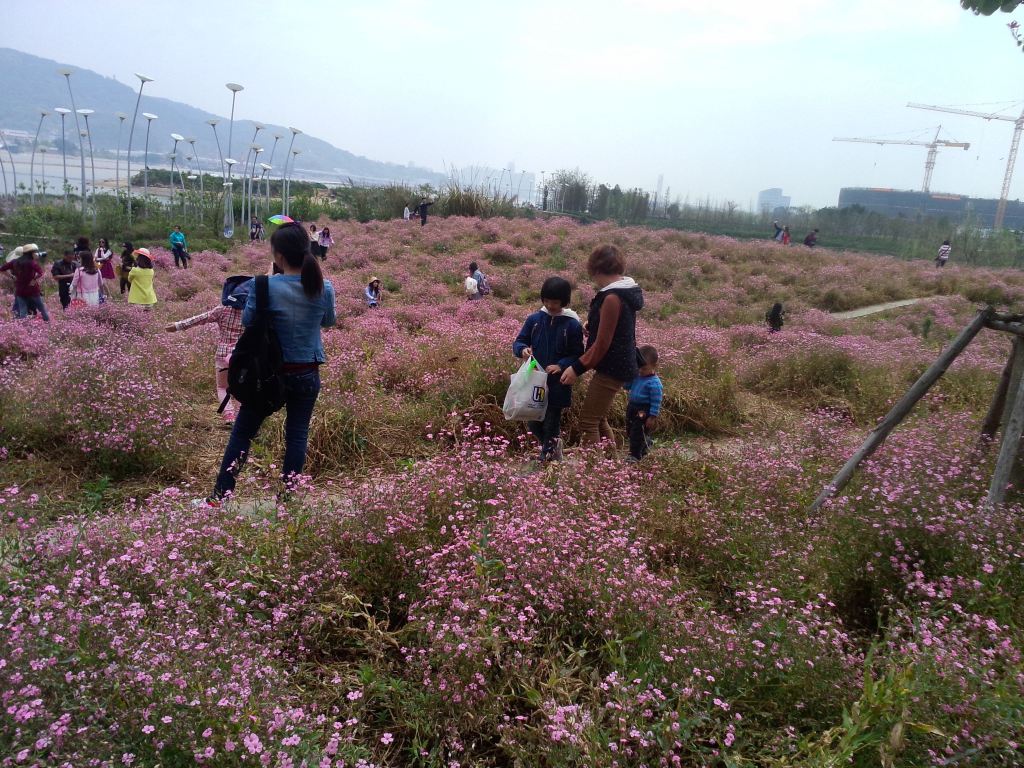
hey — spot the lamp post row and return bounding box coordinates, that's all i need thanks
[17,71,300,235]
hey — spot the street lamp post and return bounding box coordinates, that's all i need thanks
[285,148,302,217]
[207,119,225,176]
[266,133,282,213]
[38,147,47,200]
[114,112,127,198]
[186,138,203,193]
[58,69,87,215]
[243,142,262,226]
[142,113,158,203]
[259,162,272,222]
[282,127,302,215]
[54,108,71,206]
[29,109,49,205]
[225,83,244,164]
[126,73,154,224]
[223,157,237,238]
[170,133,186,215]
[77,109,96,220]
[0,133,17,206]
[248,147,264,224]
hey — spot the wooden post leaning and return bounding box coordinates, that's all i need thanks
[980,342,1018,440]
[987,336,1024,508]
[809,307,993,513]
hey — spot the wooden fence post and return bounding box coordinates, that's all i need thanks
[981,339,1022,439]
[986,358,1024,508]
[809,308,992,513]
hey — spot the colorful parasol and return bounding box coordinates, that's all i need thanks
[268,214,293,225]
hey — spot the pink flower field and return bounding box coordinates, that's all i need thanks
[0,216,1022,766]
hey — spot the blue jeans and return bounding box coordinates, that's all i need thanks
[14,295,49,321]
[212,370,321,499]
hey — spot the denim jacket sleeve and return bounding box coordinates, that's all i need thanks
[321,284,337,328]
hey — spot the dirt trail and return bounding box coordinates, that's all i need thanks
[830,298,922,320]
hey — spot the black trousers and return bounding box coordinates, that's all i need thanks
[626,402,651,460]
[527,405,564,459]
[173,246,189,268]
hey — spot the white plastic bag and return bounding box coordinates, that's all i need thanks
[464,276,479,296]
[502,358,549,421]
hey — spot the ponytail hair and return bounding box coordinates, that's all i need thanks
[270,222,324,298]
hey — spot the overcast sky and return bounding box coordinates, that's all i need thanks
[4,0,1024,208]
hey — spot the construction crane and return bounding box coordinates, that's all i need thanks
[908,101,1024,229]
[833,126,969,194]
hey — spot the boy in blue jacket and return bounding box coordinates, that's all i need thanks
[626,345,663,462]
[513,277,585,461]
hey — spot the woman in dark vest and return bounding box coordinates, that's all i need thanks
[560,244,644,446]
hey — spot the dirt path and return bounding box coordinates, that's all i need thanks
[830,298,922,320]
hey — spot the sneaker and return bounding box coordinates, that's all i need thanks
[191,497,221,510]
[551,438,564,461]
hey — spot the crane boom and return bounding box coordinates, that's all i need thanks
[833,127,969,194]
[908,101,1024,228]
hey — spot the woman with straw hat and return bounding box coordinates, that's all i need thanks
[365,277,382,308]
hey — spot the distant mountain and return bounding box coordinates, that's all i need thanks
[0,47,445,187]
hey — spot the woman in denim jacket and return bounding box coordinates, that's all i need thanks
[204,223,336,505]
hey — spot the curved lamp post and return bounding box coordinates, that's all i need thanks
[77,109,96,219]
[0,149,8,201]
[0,133,17,206]
[282,127,302,215]
[125,72,154,224]
[114,111,127,198]
[38,147,47,200]
[206,119,225,177]
[58,69,87,215]
[142,112,158,203]
[169,133,185,193]
[285,148,302,217]
[29,109,49,204]
[258,161,270,219]
[248,146,264,223]
[54,108,71,206]
[266,132,283,213]
[223,157,237,238]
[243,141,262,226]
[225,83,243,163]
[186,137,202,193]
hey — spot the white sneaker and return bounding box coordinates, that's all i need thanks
[191,497,221,510]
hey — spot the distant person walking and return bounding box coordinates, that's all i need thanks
[417,197,434,226]
[309,225,320,258]
[766,302,785,333]
[317,227,333,261]
[95,238,116,299]
[119,242,136,295]
[560,244,644,447]
[70,251,108,307]
[51,249,79,310]
[170,225,189,269]
[936,239,951,267]
[772,220,783,241]
[781,225,791,245]
[803,228,819,248]
[403,205,411,221]
[0,244,49,321]
[127,248,158,310]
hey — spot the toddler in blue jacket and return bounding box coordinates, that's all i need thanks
[627,345,663,461]
[512,277,585,461]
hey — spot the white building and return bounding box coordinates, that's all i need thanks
[757,187,791,214]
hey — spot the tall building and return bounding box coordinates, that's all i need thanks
[757,188,791,214]
[839,187,1024,230]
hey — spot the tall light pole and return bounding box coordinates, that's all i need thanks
[225,83,243,164]
[259,162,272,221]
[266,133,283,213]
[58,69,87,215]
[240,121,263,225]
[54,108,71,206]
[38,147,48,200]
[125,72,154,224]
[282,127,301,215]
[142,112,158,203]
[114,111,127,198]
[77,109,96,220]
[0,148,8,201]
[223,157,237,238]
[207,119,225,176]
[243,142,262,226]
[169,133,186,213]
[29,109,49,205]
[0,132,17,206]
[284,148,303,217]
[186,137,203,193]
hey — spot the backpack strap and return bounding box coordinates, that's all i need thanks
[255,274,269,315]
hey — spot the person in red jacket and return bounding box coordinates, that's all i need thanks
[0,244,49,321]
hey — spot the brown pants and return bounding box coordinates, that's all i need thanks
[579,372,622,446]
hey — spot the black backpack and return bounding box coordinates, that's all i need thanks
[220,275,286,415]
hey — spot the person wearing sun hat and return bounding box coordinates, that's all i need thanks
[365,276,382,308]
[0,244,49,321]
[127,247,157,309]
